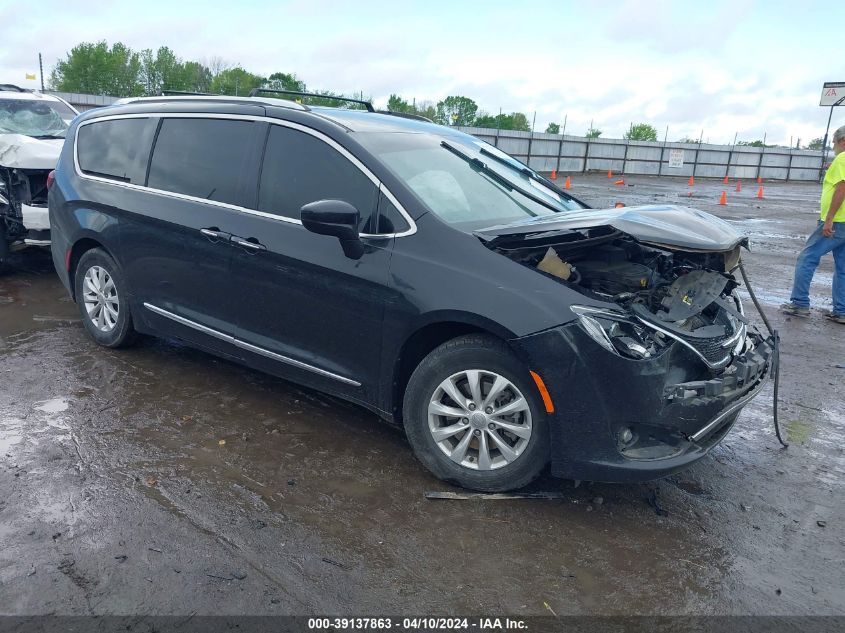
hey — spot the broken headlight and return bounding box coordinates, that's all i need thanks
[570,305,669,360]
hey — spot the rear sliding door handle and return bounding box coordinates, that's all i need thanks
[232,236,266,251]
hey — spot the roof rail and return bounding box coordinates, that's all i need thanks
[160,89,218,96]
[0,84,28,93]
[248,88,374,112]
[377,109,434,123]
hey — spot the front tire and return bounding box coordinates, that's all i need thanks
[403,334,549,491]
[74,248,137,348]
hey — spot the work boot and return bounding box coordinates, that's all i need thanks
[825,312,845,324]
[780,303,810,317]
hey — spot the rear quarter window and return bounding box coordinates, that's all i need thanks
[77,118,156,184]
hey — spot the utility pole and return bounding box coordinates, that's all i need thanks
[38,52,44,91]
[820,96,845,181]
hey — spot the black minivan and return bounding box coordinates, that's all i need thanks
[49,94,774,491]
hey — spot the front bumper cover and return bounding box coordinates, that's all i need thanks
[511,322,775,483]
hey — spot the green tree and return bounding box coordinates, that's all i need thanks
[182,61,213,93]
[808,137,825,150]
[676,137,700,143]
[585,128,602,139]
[210,67,265,96]
[140,46,190,95]
[435,95,478,126]
[624,123,658,141]
[737,140,768,147]
[545,122,560,134]
[265,72,306,93]
[50,41,143,96]
[472,112,531,131]
[387,94,416,113]
[509,113,531,132]
[416,101,437,121]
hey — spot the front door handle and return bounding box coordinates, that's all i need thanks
[200,227,229,241]
[232,236,266,252]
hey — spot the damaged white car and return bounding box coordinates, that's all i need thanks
[0,85,77,265]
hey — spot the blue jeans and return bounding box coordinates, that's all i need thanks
[789,221,845,314]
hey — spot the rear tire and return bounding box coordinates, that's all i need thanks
[74,248,137,348]
[403,334,549,491]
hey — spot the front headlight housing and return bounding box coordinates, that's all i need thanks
[570,305,670,360]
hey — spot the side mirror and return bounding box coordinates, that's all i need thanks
[300,199,364,259]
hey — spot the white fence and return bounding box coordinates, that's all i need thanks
[457,127,825,182]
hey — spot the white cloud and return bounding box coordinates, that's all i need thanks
[0,0,840,145]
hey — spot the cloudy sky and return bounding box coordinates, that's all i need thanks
[0,0,840,145]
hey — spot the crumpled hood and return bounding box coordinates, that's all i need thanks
[0,134,64,169]
[475,204,747,252]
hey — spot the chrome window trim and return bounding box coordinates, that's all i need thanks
[73,112,417,238]
[143,303,361,387]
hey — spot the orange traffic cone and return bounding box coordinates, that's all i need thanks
[551,169,557,180]
[735,181,742,192]
[614,179,625,186]
[614,202,625,208]
[756,186,764,199]
[719,191,727,205]
[564,176,571,190]
[723,175,729,184]
[688,175,695,186]
[607,169,613,178]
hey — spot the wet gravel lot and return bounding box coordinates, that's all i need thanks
[0,174,843,616]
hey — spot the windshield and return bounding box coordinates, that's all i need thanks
[0,99,69,138]
[358,132,584,230]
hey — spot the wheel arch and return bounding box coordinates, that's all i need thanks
[390,315,524,423]
[67,236,110,301]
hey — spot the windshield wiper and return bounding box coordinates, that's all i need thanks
[33,134,66,139]
[479,147,534,178]
[440,141,563,215]
[440,141,514,191]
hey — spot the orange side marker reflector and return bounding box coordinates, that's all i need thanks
[529,371,555,413]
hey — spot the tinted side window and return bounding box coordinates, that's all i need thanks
[77,118,156,184]
[147,118,256,206]
[258,125,377,230]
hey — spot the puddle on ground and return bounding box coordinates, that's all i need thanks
[33,398,70,415]
[0,417,24,454]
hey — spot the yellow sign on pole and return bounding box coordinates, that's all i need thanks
[25,73,36,80]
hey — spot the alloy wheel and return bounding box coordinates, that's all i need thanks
[428,369,532,470]
[82,265,119,333]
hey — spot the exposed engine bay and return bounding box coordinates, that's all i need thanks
[493,226,749,368]
[0,166,51,258]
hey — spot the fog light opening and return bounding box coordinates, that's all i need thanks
[620,427,634,445]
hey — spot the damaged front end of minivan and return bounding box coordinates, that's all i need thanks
[0,136,57,261]
[478,204,776,482]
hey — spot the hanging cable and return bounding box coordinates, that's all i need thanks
[738,260,787,447]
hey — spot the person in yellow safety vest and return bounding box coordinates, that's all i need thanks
[781,125,845,323]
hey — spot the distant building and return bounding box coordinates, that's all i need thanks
[44,91,119,112]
